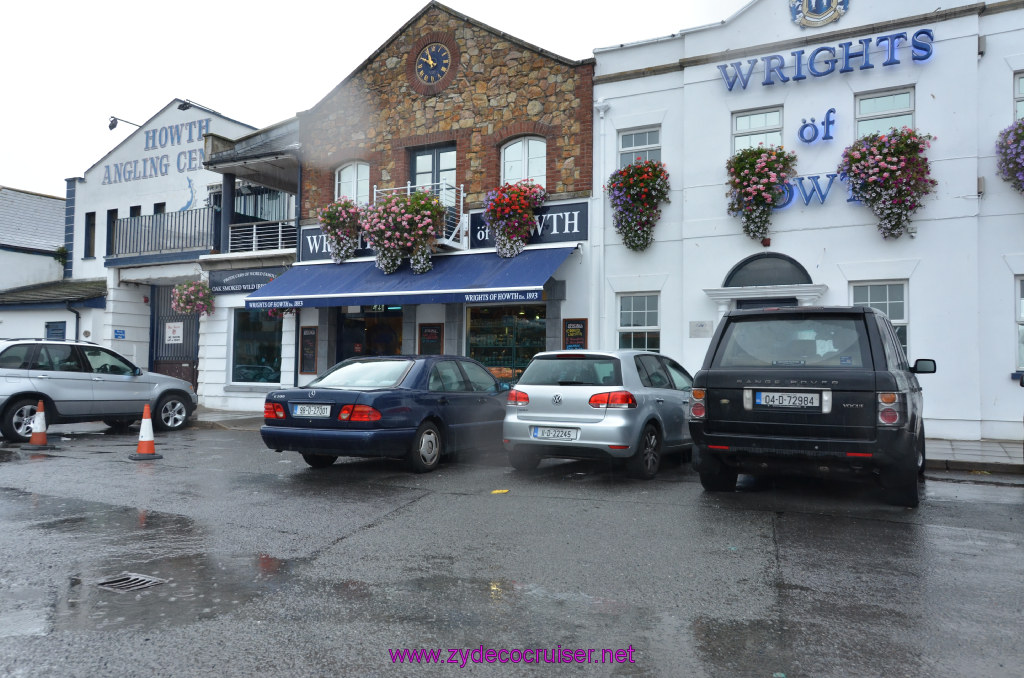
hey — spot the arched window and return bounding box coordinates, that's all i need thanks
[501,137,546,186]
[335,162,369,204]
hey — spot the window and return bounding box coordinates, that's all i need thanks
[618,294,660,351]
[84,212,96,258]
[1017,278,1024,370]
[619,128,661,168]
[502,137,546,185]
[412,145,456,190]
[130,205,141,218]
[856,89,914,136]
[1016,73,1024,121]
[44,322,66,340]
[852,282,908,353]
[231,309,283,383]
[106,208,118,256]
[153,202,166,215]
[460,360,499,393]
[732,108,782,152]
[81,346,134,375]
[429,361,466,391]
[335,162,370,204]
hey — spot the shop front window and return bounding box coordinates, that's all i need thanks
[467,305,546,384]
[337,306,403,362]
[232,309,283,383]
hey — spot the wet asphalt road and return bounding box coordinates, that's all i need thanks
[1,424,1022,677]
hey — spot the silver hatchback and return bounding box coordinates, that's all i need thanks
[0,339,198,441]
[502,349,693,479]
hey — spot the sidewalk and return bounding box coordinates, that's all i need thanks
[191,406,1024,474]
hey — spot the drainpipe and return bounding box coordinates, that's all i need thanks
[593,98,611,349]
[65,301,80,340]
[292,155,302,387]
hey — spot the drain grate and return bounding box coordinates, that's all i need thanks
[97,572,167,593]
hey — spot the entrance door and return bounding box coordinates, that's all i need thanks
[337,306,404,363]
[151,285,200,389]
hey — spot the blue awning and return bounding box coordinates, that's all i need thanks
[245,247,575,309]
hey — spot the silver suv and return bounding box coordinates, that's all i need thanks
[0,338,198,441]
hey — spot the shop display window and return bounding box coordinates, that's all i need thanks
[231,309,283,383]
[467,305,546,384]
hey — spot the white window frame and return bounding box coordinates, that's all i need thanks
[855,88,914,136]
[1015,72,1024,121]
[852,281,908,354]
[617,293,660,352]
[732,107,783,153]
[1016,277,1024,370]
[334,162,370,204]
[501,137,546,186]
[618,127,661,169]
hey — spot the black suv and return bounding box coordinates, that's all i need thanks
[688,306,936,507]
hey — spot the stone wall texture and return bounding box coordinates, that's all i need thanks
[299,5,594,220]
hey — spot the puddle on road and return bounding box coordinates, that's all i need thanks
[0,488,293,635]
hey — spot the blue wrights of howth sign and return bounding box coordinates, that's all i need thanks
[717,28,934,91]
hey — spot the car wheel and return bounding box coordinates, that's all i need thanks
[508,448,541,472]
[1,398,38,443]
[408,422,442,473]
[882,466,920,508]
[301,453,338,469]
[627,423,662,480]
[696,449,738,492]
[153,395,190,432]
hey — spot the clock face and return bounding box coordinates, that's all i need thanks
[415,42,452,84]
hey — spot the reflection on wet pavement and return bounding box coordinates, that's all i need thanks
[0,489,292,635]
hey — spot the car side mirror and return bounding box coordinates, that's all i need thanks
[133,367,143,377]
[911,359,936,374]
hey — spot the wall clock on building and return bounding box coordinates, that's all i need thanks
[408,33,460,96]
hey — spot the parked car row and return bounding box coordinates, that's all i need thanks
[260,306,936,508]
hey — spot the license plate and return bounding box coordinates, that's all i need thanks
[755,391,820,408]
[293,404,331,418]
[532,427,578,441]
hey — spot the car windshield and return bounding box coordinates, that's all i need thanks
[714,316,870,368]
[516,354,622,386]
[310,359,413,389]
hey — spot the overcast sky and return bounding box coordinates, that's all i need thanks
[1,0,749,198]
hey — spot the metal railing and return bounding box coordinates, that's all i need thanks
[373,181,468,250]
[110,207,215,257]
[228,221,297,253]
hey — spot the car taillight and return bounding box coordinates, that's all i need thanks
[264,402,286,419]
[877,392,903,426]
[338,404,382,421]
[690,388,706,420]
[507,389,529,406]
[588,391,637,409]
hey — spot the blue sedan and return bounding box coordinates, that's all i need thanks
[261,355,508,472]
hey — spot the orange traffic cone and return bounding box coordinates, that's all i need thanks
[129,404,162,460]
[24,400,56,450]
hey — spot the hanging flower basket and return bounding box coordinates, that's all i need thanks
[482,180,549,258]
[996,118,1024,195]
[606,159,670,252]
[266,307,295,320]
[725,145,797,242]
[170,280,214,316]
[360,191,445,274]
[837,126,937,239]
[319,198,362,262]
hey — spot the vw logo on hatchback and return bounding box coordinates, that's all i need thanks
[552,394,562,405]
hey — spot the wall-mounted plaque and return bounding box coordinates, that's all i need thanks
[300,326,318,374]
[563,318,587,350]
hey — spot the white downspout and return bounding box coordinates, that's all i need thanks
[593,98,611,349]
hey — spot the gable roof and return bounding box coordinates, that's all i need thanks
[308,1,593,115]
[0,186,65,250]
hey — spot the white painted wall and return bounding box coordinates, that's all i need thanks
[0,250,62,289]
[595,0,1024,440]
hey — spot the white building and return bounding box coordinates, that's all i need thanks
[64,100,255,382]
[592,0,1024,440]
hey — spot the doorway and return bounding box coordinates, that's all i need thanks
[336,306,404,362]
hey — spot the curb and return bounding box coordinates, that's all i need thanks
[926,459,1024,475]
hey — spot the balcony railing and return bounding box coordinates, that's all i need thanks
[110,207,215,258]
[228,221,297,253]
[374,181,469,250]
